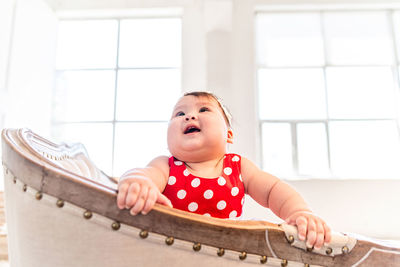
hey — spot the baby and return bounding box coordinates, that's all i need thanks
[117,91,331,249]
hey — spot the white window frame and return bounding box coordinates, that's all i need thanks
[255,4,400,179]
[53,10,183,175]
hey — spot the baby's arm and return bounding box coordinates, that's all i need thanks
[241,157,331,249]
[117,156,172,215]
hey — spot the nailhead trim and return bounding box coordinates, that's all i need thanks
[260,256,267,264]
[35,192,43,200]
[56,199,64,208]
[239,251,247,260]
[83,211,92,219]
[111,222,120,231]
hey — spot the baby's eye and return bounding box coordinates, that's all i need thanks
[199,107,210,112]
[175,111,185,117]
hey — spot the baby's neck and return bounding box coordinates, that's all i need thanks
[184,155,225,178]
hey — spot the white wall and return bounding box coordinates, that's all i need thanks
[4,0,58,136]
[0,0,58,192]
[6,0,400,240]
[0,0,16,130]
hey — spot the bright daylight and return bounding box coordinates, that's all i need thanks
[1,0,400,266]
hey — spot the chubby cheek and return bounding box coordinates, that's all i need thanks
[167,125,178,147]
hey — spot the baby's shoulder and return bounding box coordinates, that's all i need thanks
[148,155,170,169]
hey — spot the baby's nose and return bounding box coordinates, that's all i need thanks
[185,115,196,121]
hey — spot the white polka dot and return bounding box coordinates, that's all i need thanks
[188,202,198,212]
[217,177,226,186]
[183,169,190,176]
[191,178,200,188]
[231,187,239,196]
[168,176,176,185]
[217,200,227,210]
[229,210,238,218]
[224,167,232,176]
[239,174,243,182]
[203,189,213,199]
[203,213,211,217]
[232,155,240,162]
[174,161,183,166]
[177,190,186,199]
[241,197,245,205]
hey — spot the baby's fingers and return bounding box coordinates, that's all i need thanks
[117,182,129,209]
[141,188,158,215]
[295,216,308,241]
[125,182,140,208]
[130,186,149,215]
[305,219,317,248]
[324,223,332,244]
[157,192,173,208]
[314,220,325,250]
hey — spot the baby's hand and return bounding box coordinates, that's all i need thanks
[117,175,172,215]
[285,211,331,250]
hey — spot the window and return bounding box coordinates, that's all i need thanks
[256,10,400,179]
[53,18,182,176]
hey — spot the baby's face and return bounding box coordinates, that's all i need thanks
[167,95,233,162]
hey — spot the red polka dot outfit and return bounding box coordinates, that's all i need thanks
[163,153,245,219]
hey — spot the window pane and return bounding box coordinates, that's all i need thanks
[116,69,181,121]
[119,18,181,68]
[261,123,293,176]
[256,13,324,67]
[329,121,400,179]
[394,11,400,62]
[326,67,396,119]
[51,123,113,175]
[297,123,329,176]
[324,12,392,65]
[56,20,118,69]
[258,68,326,120]
[54,70,115,122]
[113,122,169,176]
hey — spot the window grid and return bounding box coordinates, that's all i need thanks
[52,18,181,176]
[257,9,400,178]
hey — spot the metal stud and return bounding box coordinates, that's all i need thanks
[306,246,313,252]
[35,191,43,200]
[326,247,333,255]
[304,264,310,267]
[139,230,148,239]
[83,211,92,219]
[56,199,64,208]
[260,255,267,264]
[165,236,174,246]
[193,242,201,252]
[287,235,295,244]
[217,248,225,257]
[111,221,120,231]
[281,259,288,267]
[13,177,17,184]
[22,184,27,192]
[239,252,247,260]
[342,246,349,254]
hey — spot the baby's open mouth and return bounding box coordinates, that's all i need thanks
[184,126,201,134]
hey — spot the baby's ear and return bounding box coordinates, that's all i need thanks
[227,129,234,144]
